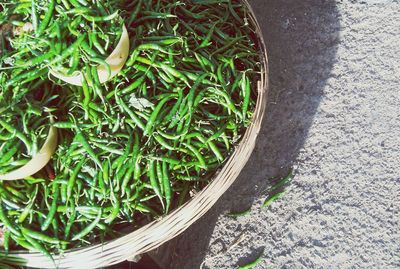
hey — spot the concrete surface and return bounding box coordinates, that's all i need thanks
[153,0,400,268]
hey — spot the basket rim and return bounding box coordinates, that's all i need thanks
[4,1,270,267]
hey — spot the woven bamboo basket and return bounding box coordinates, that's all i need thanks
[4,1,268,268]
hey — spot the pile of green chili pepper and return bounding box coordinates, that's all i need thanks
[0,0,262,260]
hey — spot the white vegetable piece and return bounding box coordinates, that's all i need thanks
[49,24,130,86]
[0,124,58,181]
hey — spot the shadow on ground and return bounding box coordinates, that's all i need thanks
[124,0,341,268]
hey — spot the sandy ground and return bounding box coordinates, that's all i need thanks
[150,0,400,268]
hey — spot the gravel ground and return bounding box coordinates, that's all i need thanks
[150,0,400,268]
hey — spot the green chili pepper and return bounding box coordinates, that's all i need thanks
[23,233,55,264]
[72,210,102,240]
[241,72,251,119]
[37,0,56,36]
[75,130,102,169]
[144,94,177,136]
[239,252,264,269]
[21,226,62,245]
[0,201,21,236]
[148,160,164,209]
[66,157,86,201]
[30,0,38,33]
[41,184,60,231]
[83,10,119,22]
[162,161,172,213]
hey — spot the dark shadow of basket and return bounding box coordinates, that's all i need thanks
[121,0,341,268]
